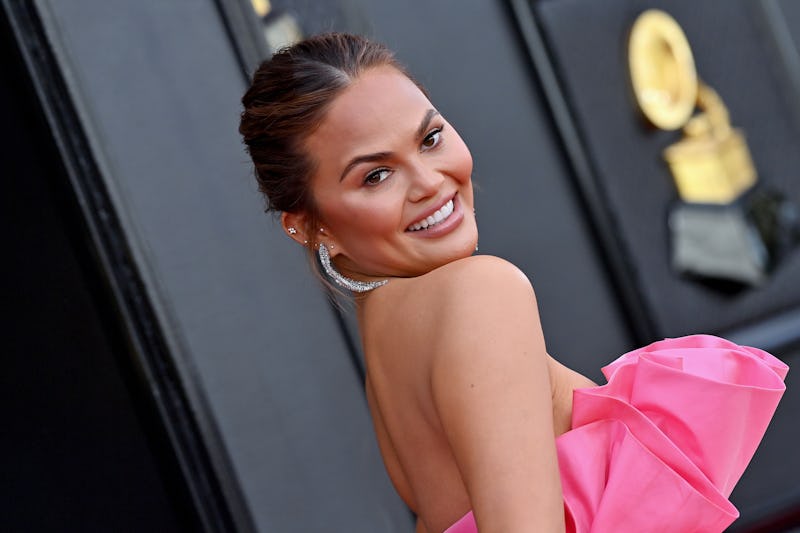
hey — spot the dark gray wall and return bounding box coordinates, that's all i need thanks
[29,0,410,531]
[1,18,197,529]
[11,0,799,531]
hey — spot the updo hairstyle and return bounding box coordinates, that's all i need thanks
[239,33,418,250]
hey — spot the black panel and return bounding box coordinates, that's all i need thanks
[772,0,800,129]
[728,346,800,532]
[0,8,198,531]
[535,0,800,339]
[265,0,369,36]
[26,0,412,531]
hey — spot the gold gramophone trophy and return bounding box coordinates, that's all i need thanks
[629,9,798,287]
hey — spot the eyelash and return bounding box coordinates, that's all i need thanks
[362,125,445,186]
[364,168,392,186]
[421,125,444,151]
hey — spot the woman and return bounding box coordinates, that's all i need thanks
[239,33,787,533]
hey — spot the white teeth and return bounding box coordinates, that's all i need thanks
[407,199,454,231]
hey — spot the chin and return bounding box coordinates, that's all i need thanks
[422,234,479,273]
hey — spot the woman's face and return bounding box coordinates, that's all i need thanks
[300,66,477,279]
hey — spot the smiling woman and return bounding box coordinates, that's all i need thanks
[294,65,476,281]
[239,33,787,533]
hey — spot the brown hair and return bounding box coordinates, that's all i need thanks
[239,32,416,246]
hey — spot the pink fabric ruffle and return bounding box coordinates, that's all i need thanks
[444,335,788,533]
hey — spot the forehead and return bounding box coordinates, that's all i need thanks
[306,66,432,161]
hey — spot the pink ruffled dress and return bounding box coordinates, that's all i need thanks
[444,335,788,533]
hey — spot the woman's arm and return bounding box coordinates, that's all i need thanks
[429,256,565,533]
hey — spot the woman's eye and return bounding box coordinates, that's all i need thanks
[364,168,391,185]
[422,127,443,150]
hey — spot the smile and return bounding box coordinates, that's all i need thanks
[407,198,455,231]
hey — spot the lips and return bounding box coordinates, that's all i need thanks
[407,197,455,231]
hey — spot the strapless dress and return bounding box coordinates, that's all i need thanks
[444,335,788,533]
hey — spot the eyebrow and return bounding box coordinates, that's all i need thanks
[338,108,441,182]
[416,108,440,139]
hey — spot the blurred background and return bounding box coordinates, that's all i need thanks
[2,0,799,531]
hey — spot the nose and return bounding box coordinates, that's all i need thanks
[407,160,444,203]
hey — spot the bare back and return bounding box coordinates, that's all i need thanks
[358,255,595,533]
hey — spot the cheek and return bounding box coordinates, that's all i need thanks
[326,197,398,237]
[448,133,474,184]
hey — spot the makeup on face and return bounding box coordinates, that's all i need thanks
[304,66,478,279]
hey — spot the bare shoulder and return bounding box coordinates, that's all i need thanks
[431,254,538,332]
[364,255,539,366]
[403,255,536,307]
[419,257,562,531]
[424,255,538,327]
[430,254,531,285]
[369,255,541,358]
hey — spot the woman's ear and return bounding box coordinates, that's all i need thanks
[281,211,310,245]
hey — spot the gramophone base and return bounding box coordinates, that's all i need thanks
[669,201,768,287]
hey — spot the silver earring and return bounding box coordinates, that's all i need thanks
[288,227,297,235]
[318,243,388,293]
[473,209,478,251]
